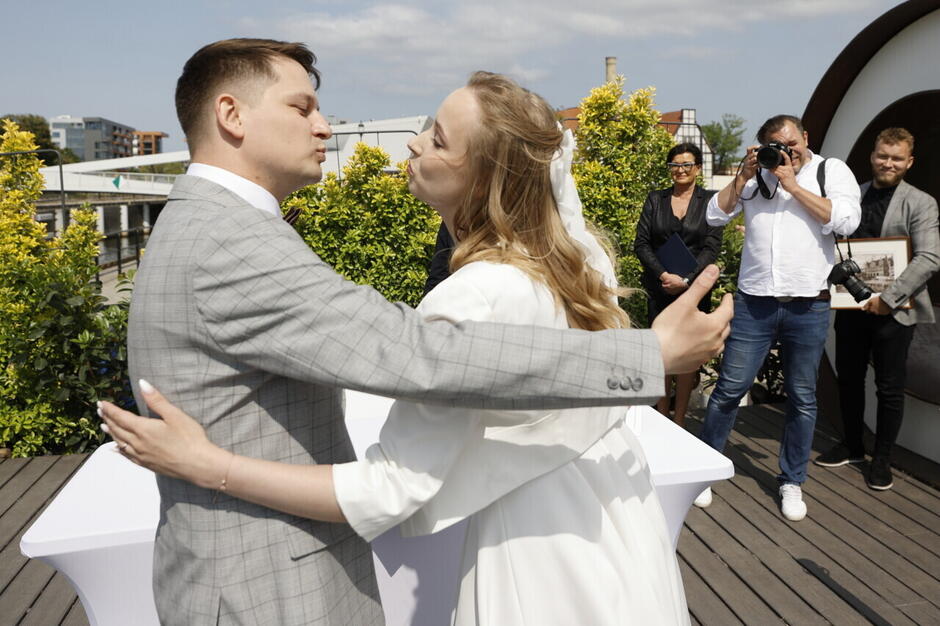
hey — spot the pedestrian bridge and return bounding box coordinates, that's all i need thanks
[39,151,190,196]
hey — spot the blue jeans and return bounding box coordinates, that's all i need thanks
[700,292,830,485]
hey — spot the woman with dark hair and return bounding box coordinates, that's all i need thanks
[635,142,725,427]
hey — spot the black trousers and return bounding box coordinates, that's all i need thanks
[834,310,915,458]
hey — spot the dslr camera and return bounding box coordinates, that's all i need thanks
[756,142,793,169]
[828,259,873,302]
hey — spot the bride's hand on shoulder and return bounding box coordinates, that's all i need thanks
[98,381,230,489]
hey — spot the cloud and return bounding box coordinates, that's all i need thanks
[240,0,877,97]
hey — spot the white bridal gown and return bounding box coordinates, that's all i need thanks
[333,261,689,625]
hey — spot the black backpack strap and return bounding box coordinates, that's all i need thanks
[816,158,828,198]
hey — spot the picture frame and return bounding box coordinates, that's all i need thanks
[830,236,912,310]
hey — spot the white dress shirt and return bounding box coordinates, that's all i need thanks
[706,152,861,297]
[186,163,281,217]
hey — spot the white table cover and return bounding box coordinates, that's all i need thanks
[20,396,732,626]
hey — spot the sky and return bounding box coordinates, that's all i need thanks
[1,0,903,153]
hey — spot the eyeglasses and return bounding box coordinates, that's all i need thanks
[667,162,697,171]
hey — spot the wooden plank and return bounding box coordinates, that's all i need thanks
[890,477,940,522]
[0,528,33,598]
[61,598,90,626]
[741,406,940,540]
[701,482,862,624]
[0,454,86,550]
[891,601,940,626]
[732,407,940,549]
[0,556,55,623]
[713,463,917,626]
[0,454,87,596]
[678,520,782,624]
[720,423,939,608]
[734,409,940,585]
[0,457,29,489]
[0,457,56,517]
[684,505,824,624]
[19,572,79,626]
[678,551,743,626]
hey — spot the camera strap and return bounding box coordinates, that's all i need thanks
[754,168,778,199]
[817,158,828,198]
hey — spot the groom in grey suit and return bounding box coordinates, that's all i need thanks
[129,38,730,624]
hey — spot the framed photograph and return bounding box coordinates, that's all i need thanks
[830,236,912,309]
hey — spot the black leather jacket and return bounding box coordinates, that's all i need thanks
[633,185,724,297]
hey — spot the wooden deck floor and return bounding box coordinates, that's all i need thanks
[2,404,939,625]
[0,453,89,625]
[679,405,940,625]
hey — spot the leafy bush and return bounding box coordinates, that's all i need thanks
[572,78,675,325]
[286,144,440,307]
[0,119,134,457]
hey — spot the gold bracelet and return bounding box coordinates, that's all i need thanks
[212,451,236,503]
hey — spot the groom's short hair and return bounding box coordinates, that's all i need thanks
[176,38,320,149]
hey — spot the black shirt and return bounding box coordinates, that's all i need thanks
[854,184,896,238]
[423,224,454,296]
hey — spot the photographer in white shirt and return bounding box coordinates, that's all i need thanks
[695,114,860,521]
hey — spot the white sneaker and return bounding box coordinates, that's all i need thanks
[779,483,807,521]
[693,487,712,508]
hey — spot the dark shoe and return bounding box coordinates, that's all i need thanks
[867,456,894,490]
[814,443,865,467]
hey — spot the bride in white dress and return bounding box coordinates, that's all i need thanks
[101,71,691,625]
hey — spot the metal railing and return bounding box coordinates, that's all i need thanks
[96,226,147,277]
[80,171,178,186]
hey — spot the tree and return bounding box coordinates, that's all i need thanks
[0,119,133,457]
[572,77,675,325]
[701,113,746,174]
[0,114,80,165]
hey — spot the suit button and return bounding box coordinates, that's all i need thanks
[607,377,620,390]
[632,378,644,392]
[619,377,633,391]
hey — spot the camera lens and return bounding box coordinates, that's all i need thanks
[757,145,783,169]
[843,276,874,303]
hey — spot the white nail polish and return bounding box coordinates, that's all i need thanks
[100,423,110,433]
[139,379,155,394]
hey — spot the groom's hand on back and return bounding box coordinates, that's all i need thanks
[652,265,733,374]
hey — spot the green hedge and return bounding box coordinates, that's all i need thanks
[0,119,134,457]
[286,145,440,308]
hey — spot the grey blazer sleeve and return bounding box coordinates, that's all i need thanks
[193,205,664,410]
[880,184,940,314]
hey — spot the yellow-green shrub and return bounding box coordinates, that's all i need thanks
[573,78,675,325]
[286,144,439,307]
[0,119,134,457]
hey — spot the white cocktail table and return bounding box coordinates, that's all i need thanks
[20,397,731,626]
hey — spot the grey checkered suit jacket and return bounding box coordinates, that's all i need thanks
[128,175,663,625]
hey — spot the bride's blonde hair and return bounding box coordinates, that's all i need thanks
[449,71,630,331]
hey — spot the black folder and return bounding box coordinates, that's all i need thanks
[655,233,698,277]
